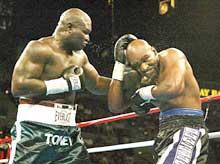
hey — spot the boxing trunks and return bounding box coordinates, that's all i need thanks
[154,108,208,164]
[9,102,90,164]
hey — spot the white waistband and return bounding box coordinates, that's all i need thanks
[17,104,77,126]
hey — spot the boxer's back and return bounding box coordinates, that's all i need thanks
[156,49,201,111]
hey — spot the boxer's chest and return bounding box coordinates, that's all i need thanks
[42,51,85,79]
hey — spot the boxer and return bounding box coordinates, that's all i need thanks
[10,8,112,164]
[108,38,209,164]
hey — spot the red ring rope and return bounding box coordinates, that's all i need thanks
[77,95,220,128]
[0,95,220,144]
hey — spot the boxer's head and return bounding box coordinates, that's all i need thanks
[54,8,92,52]
[126,39,159,86]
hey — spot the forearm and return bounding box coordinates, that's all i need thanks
[108,80,128,113]
[12,67,84,98]
[87,76,111,95]
[152,83,184,101]
[108,34,137,112]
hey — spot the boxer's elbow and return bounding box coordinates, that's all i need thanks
[108,97,120,113]
[11,88,18,97]
[165,87,183,99]
[11,78,31,97]
[108,80,126,113]
[11,79,26,97]
[108,103,124,113]
[169,81,185,96]
[108,94,125,113]
[86,76,110,95]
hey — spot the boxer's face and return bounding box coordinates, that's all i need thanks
[128,47,159,85]
[61,18,91,51]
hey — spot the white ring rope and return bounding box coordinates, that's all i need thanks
[0,95,219,163]
[87,140,155,153]
[0,132,219,163]
[207,131,220,139]
[1,132,219,163]
[0,159,8,163]
[87,131,220,153]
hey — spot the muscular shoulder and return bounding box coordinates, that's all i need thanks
[159,48,186,61]
[22,39,52,63]
[27,39,51,56]
[76,50,89,64]
[158,48,187,71]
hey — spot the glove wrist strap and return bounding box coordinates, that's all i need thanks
[139,85,156,100]
[67,76,81,91]
[112,61,125,81]
[44,77,69,95]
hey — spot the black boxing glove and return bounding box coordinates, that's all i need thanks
[112,34,137,81]
[130,85,156,115]
[130,85,156,104]
[44,66,84,95]
[122,66,141,99]
[130,102,153,116]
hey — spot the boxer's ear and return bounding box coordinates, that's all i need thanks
[151,46,157,55]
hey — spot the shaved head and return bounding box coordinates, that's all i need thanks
[59,8,91,28]
[126,39,152,65]
[126,39,159,86]
[54,8,92,52]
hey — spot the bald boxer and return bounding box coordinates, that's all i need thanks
[10,8,113,164]
[108,39,209,164]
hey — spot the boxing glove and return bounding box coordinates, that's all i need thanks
[114,34,137,64]
[131,85,156,103]
[122,66,141,99]
[44,66,84,95]
[130,102,154,116]
[112,34,137,81]
[62,66,85,91]
[130,85,156,115]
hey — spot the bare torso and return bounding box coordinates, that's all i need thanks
[12,36,87,105]
[152,49,201,112]
[41,38,87,105]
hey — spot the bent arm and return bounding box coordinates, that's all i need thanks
[108,79,130,113]
[152,49,186,101]
[83,54,111,95]
[11,41,49,98]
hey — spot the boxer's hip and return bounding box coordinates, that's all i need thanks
[159,108,205,130]
[154,108,209,164]
[17,98,78,126]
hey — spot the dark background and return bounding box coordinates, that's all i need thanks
[1,0,220,87]
[0,0,220,163]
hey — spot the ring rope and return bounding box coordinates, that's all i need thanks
[87,131,220,153]
[0,159,8,163]
[78,95,220,128]
[0,131,219,163]
[0,95,219,163]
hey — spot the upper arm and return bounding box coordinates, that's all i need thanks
[12,41,49,93]
[156,49,186,96]
[82,52,111,94]
[82,53,99,88]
